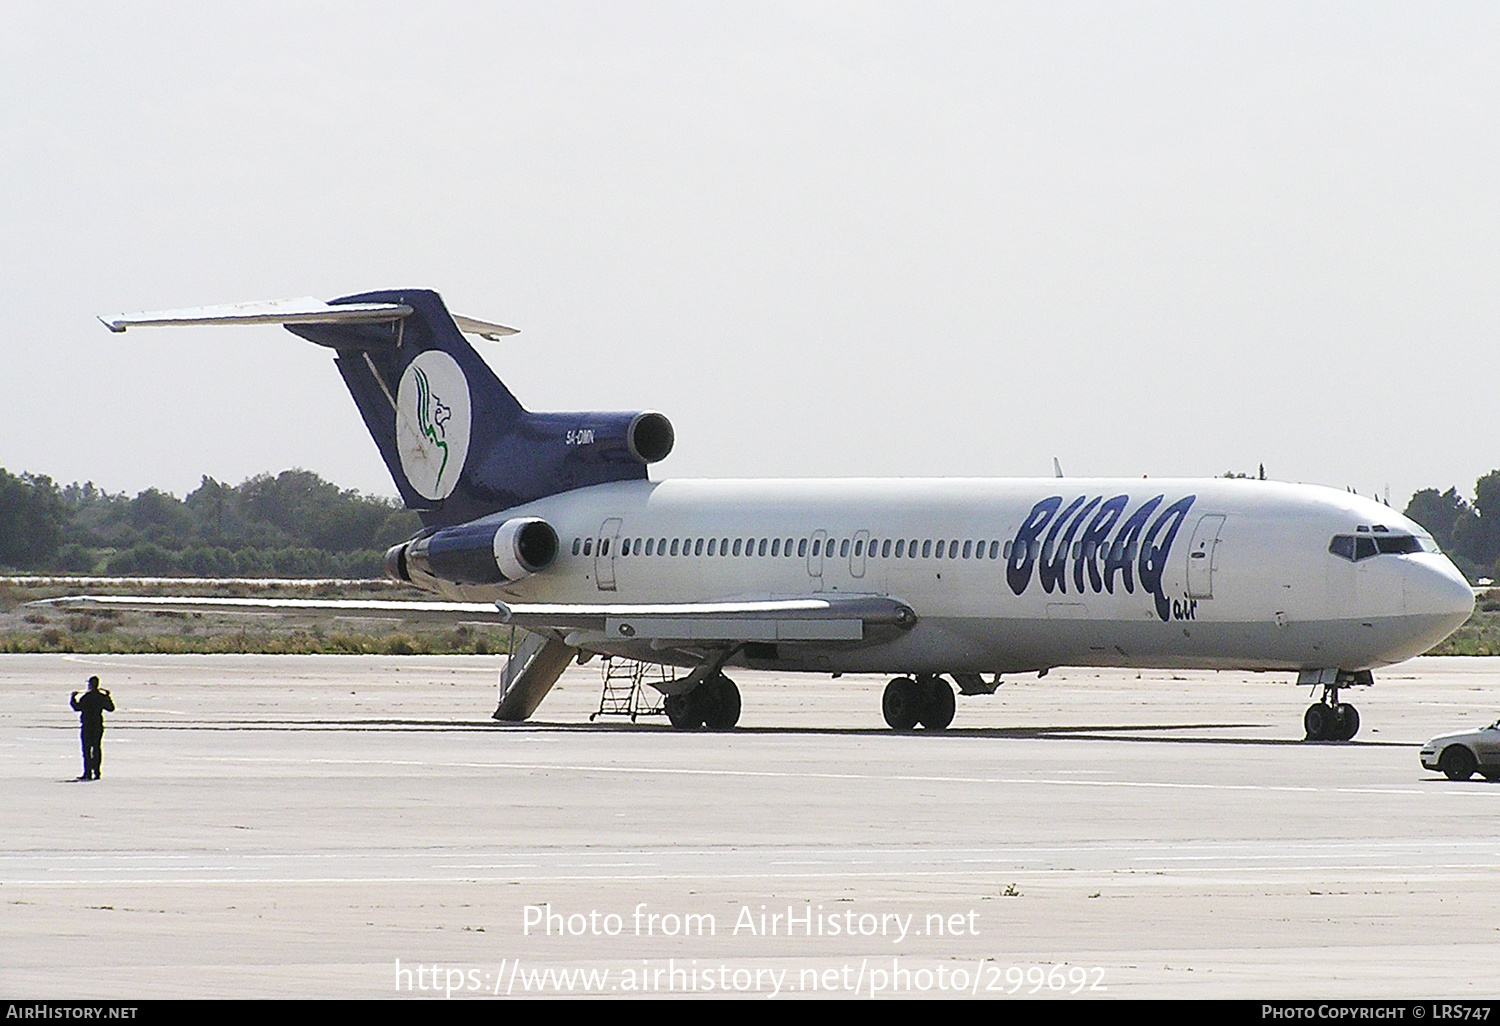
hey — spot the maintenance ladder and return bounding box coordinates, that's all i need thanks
[591,657,670,722]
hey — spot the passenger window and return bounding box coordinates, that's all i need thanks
[602,538,611,556]
[812,539,821,557]
[882,539,892,558]
[646,538,655,556]
[694,539,704,556]
[571,538,581,556]
[583,538,593,556]
[771,539,780,557]
[799,539,808,557]
[854,540,864,557]
[733,539,742,556]
[668,539,678,556]
[759,539,768,556]
[922,540,932,558]
[840,539,850,558]
[935,540,945,559]
[721,538,729,554]
[785,537,794,555]
[963,540,973,559]
[989,540,1000,559]
[1003,541,1012,560]
[894,540,905,557]
[708,539,718,556]
[659,537,667,553]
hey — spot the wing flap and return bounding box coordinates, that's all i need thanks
[500,595,915,644]
[605,616,862,642]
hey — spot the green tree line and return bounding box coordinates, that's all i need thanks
[0,467,419,577]
[1405,470,1500,583]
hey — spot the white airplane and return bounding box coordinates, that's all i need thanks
[83,289,1474,739]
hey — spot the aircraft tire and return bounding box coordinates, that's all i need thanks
[1303,703,1334,741]
[1334,703,1360,741]
[917,676,956,730]
[882,677,922,730]
[1440,745,1477,781]
[665,692,704,730]
[701,673,742,731]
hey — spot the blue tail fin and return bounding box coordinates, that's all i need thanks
[286,289,672,529]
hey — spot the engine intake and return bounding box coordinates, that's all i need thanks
[386,516,558,586]
[627,411,675,464]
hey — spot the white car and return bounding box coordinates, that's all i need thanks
[1420,720,1500,781]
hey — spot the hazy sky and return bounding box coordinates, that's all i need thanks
[3,2,1497,508]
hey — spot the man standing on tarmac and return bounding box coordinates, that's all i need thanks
[70,676,114,780]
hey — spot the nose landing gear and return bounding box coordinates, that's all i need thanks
[1301,670,1372,741]
[1304,699,1359,742]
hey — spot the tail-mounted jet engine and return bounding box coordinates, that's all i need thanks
[386,517,559,587]
[624,411,674,464]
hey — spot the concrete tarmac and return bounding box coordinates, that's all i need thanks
[3,653,1499,999]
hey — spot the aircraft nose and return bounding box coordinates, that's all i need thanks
[1405,555,1475,626]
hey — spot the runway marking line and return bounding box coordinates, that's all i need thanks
[160,754,1473,799]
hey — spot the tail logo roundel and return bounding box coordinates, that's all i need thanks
[396,350,472,501]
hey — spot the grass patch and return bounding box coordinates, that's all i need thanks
[0,579,512,655]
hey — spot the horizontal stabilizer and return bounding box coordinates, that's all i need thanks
[100,297,517,339]
[451,314,520,340]
[99,298,412,333]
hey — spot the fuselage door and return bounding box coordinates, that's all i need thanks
[850,529,870,579]
[595,517,623,592]
[1185,514,1226,600]
[808,529,827,592]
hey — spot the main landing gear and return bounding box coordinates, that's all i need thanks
[882,675,956,731]
[1301,670,1372,741]
[664,671,741,731]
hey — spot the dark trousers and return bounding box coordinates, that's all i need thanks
[81,727,103,779]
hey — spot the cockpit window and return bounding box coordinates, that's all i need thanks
[1329,531,1423,562]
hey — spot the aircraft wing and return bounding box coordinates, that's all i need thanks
[498,595,916,642]
[31,595,509,624]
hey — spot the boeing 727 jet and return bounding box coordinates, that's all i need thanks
[84,289,1474,738]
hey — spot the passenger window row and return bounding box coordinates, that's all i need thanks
[568,535,1012,561]
[1004,539,1139,562]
